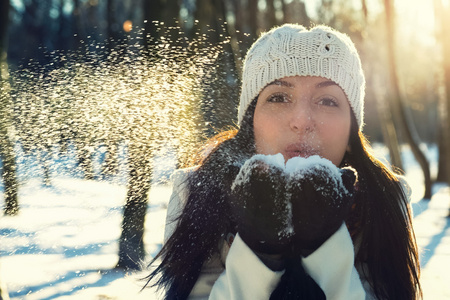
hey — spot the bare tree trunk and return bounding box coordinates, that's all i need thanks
[0,124,18,215]
[101,142,119,179]
[195,0,240,131]
[0,270,10,300]
[281,0,288,23]
[433,0,450,214]
[231,0,258,56]
[436,128,448,182]
[72,0,86,50]
[360,0,403,170]
[115,0,169,271]
[143,0,164,53]
[383,112,403,169]
[39,147,52,187]
[163,0,180,25]
[0,0,19,216]
[116,147,152,270]
[361,0,368,20]
[266,0,277,28]
[298,1,310,25]
[384,0,432,199]
[223,0,243,77]
[75,141,95,180]
[106,0,117,51]
[282,0,309,24]
[374,81,404,169]
[248,0,258,37]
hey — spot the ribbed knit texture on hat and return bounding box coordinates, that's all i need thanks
[238,24,365,129]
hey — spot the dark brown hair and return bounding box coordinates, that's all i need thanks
[146,100,422,299]
[343,116,422,299]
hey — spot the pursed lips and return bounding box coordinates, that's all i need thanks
[284,143,319,159]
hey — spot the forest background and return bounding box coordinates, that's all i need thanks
[1,0,450,284]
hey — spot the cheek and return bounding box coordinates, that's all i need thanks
[320,119,351,165]
[253,109,279,154]
[253,114,268,153]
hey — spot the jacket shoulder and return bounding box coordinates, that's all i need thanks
[396,174,412,202]
[164,166,199,242]
[171,165,198,184]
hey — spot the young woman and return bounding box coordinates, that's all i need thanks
[146,24,422,299]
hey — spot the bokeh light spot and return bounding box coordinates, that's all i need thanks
[123,20,132,32]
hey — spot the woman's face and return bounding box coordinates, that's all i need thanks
[253,76,351,166]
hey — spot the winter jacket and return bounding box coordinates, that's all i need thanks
[164,167,383,300]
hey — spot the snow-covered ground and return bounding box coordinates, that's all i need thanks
[1,144,449,299]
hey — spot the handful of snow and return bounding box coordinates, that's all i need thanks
[232,153,352,194]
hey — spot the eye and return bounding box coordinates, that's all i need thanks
[267,93,289,103]
[318,97,338,107]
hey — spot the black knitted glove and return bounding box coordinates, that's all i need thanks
[230,156,293,256]
[287,162,357,255]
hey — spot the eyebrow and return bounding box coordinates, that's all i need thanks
[266,79,294,88]
[316,80,339,89]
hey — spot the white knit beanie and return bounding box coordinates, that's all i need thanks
[238,24,365,129]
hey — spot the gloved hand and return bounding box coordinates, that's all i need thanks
[230,155,293,256]
[287,160,357,255]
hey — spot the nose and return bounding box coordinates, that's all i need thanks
[289,103,314,133]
